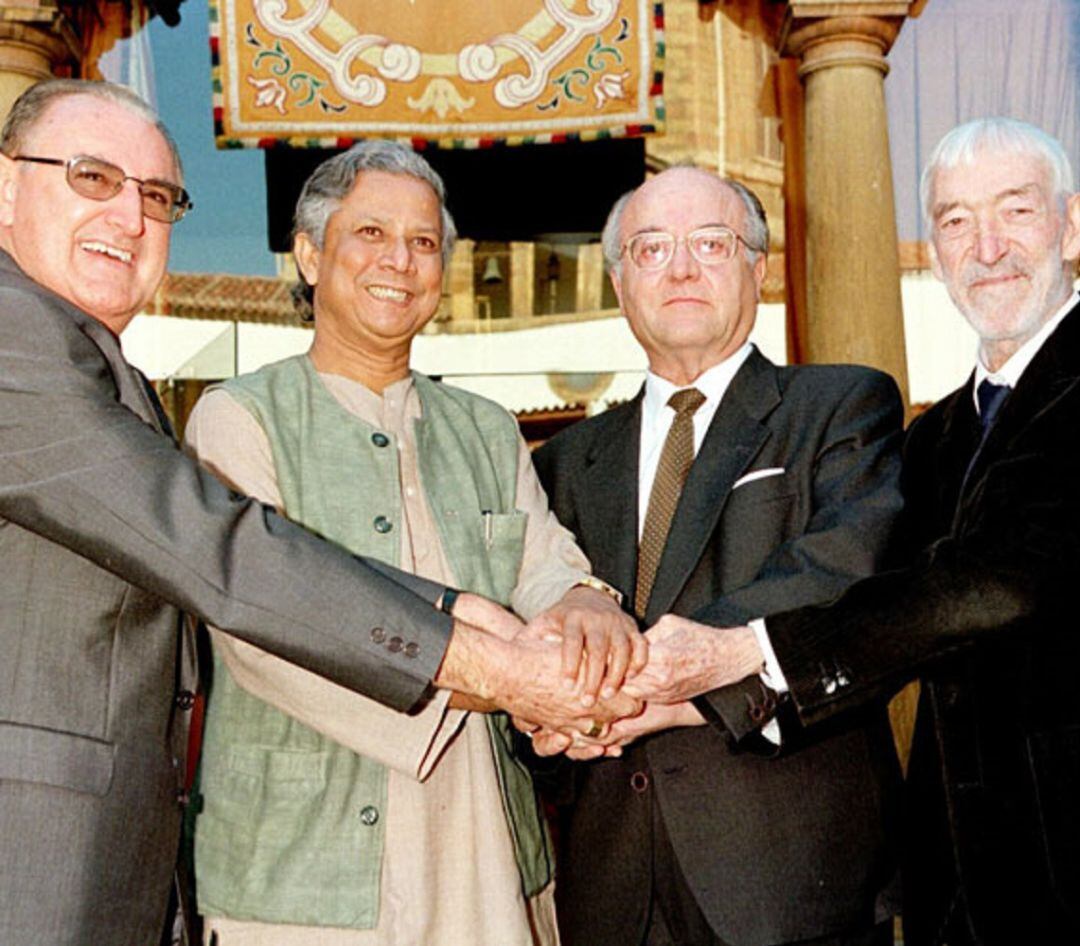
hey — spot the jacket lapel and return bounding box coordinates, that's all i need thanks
[574,394,642,603]
[0,250,165,434]
[644,350,779,623]
[78,317,169,436]
[964,301,1080,492]
[931,373,980,512]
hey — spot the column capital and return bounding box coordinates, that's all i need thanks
[779,1,921,78]
[0,2,79,82]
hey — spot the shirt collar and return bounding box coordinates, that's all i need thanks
[643,342,754,428]
[973,289,1078,402]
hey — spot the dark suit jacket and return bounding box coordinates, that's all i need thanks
[0,251,454,945]
[769,304,1080,944]
[534,349,905,946]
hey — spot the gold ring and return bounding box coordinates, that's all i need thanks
[585,721,603,739]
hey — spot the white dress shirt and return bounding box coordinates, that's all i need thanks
[973,289,1079,405]
[637,343,754,538]
[636,344,783,733]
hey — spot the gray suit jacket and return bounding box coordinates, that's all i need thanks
[534,350,905,946]
[0,251,453,945]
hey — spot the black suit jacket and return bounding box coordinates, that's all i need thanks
[534,349,905,946]
[0,251,453,945]
[768,305,1080,944]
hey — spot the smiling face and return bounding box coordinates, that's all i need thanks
[929,148,1080,370]
[295,169,444,383]
[0,94,178,335]
[612,168,765,385]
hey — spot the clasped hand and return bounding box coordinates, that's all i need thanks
[443,592,762,754]
[516,613,765,759]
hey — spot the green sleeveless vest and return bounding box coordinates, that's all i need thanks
[195,356,552,929]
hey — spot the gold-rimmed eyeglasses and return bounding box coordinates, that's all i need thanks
[622,225,760,270]
[11,154,193,224]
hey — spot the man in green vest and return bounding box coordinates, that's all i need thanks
[185,141,642,945]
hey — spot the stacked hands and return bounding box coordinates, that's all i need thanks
[441,588,766,761]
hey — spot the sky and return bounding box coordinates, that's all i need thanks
[148,3,277,275]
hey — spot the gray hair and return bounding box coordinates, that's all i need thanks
[600,167,769,274]
[293,140,457,264]
[921,117,1075,222]
[0,78,183,180]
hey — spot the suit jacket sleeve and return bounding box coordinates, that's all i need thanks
[766,385,1077,726]
[691,369,905,741]
[0,278,452,713]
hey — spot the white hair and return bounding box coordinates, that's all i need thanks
[921,117,1075,222]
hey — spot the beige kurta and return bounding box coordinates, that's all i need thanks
[185,371,589,946]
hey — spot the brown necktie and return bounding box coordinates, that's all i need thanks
[635,387,706,617]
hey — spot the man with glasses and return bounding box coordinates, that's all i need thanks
[527,167,905,946]
[0,80,635,946]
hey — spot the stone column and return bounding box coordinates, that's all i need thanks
[575,243,605,313]
[509,241,535,318]
[0,5,79,121]
[446,238,475,322]
[780,1,919,405]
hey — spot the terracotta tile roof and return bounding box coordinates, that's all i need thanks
[147,272,309,327]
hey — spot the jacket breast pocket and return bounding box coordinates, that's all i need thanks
[478,510,528,603]
[723,475,800,561]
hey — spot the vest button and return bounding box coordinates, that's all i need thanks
[175,690,196,711]
[370,627,386,644]
[404,642,420,658]
[359,805,380,826]
[371,432,390,448]
[630,771,649,794]
[373,515,393,534]
[388,636,403,653]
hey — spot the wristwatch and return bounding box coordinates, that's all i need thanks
[439,587,460,615]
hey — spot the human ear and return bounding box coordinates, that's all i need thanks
[0,153,19,228]
[751,252,767,301]
[293,231,321,287]
[1060,192,1080,263]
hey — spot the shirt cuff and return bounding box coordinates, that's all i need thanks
[750,617,789,695]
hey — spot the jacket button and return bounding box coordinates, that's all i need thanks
[749,705,765,723]
[371,432,390,448]
[388,636,403,653]
[370,627,386,644]
[630,771,649,794]
[359,805,380,826]
[175,690,196,711]
[373,515,393,534]
[404,642,420,658]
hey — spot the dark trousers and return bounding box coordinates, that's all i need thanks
[644,795,893,946]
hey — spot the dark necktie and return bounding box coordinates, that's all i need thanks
[635,387,706,617]
[962,379,1011,490]
[977,379,1010,432]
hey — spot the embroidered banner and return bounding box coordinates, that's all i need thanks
[210,0,665,148]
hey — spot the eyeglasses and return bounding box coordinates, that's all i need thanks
[11,154,193,223]
[622,225,761,270]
